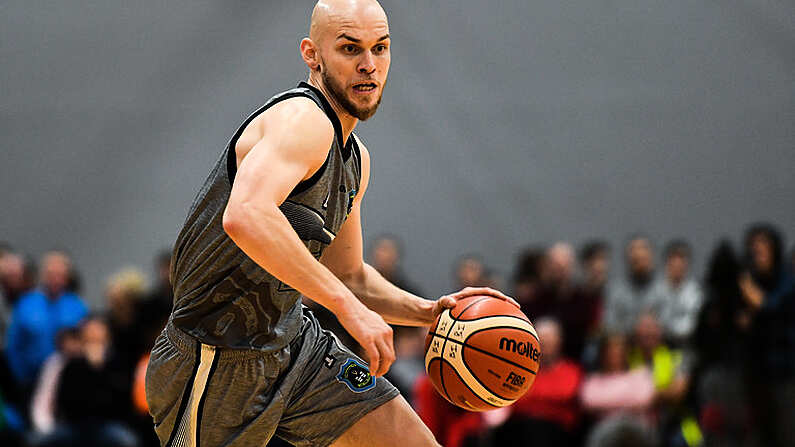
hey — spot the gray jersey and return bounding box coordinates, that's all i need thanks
[170,82,362,351]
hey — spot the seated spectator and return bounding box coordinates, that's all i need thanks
[454,254,492,289]
[495,317,583,445]
[30,328,82,435]
[38,316,138,447]
[740,223,795,447]
[628,312,702,446]
[577,240,611,335]
[545,242,598,360]
[651,240,704,345]
[5,252,86,394]
[384,326,425,405]
[604,236,661,334]
[136,250,174,355]
[581,333,655,420]
[582,333,657,447]
[413,374,484,447]
[512,246,546,313]
[628,313,688,403]
[1,251,35,340]
[106,268,147,368]
[688,241,752,447]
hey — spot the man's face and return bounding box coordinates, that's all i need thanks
[315,4,390,120]
[666,253,689,283]
[41,252,70,295]
[750,234,774,274]
[634,313,662,352]
[627,239,654,278]
[585,252,609,287]
[536,321,561,362]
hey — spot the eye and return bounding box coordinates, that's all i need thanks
[373,44,388,54]
[343,44,358,54]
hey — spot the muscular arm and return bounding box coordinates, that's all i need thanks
[321,138,519,325]
[222,98,394,376]
[320,139,435,326]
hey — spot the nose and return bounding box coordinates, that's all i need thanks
[358,52,376,74]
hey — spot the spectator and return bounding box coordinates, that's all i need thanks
[369,235,423,295]
[512,246,546,311]
[581,333,657,447]
[692,241,750,368]
[581,333,655,419]
[740,223,795,447]
[30,328,82,435]
[546,242,598,360]
[691,241,752,447]
[496,317,584,445]
[0,251,35,345]
[652,240,704,345]
[604,236,660,334]
[628,312,701,446]
[384,326,425,405]
[106,268,147,368]
[136,250,173,354]
[577,240,611,333]
[0,250,36,308]
[413,374,484,447]
[454,254,492,289]
[43,316,138,447]
[5,252,87,391]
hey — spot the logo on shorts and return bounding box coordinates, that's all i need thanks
[336,358,375,393]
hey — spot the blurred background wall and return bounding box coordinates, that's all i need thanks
[1,0,793,305]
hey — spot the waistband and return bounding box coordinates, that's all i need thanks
[165,320,295,364]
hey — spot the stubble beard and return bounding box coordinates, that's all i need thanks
[321,65,383,121]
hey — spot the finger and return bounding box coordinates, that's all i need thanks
[365,342,380,376]
[375,338,394,377]
[458,287,506,299]
[440,296,457,308]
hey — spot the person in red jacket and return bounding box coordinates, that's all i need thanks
[492,317,584,445]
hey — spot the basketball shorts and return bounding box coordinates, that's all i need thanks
[145,308,399,447]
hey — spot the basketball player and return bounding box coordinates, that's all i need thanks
[145,1,518,446]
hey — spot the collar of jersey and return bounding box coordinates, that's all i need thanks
[297,81,353,160]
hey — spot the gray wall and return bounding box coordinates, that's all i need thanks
[2,0,793,306]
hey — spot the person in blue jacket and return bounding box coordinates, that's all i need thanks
[4,251,87,389]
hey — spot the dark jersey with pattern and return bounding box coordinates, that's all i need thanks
[169,82,362,351]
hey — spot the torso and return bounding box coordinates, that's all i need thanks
[169,82,362,351]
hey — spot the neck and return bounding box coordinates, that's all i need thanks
[669,276,684,288]
[308,75,358,144]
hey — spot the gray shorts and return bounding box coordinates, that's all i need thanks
[145,308,399,447]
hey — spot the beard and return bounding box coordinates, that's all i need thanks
[321,64,383,121]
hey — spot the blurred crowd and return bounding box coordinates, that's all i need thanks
[0,222,793,447]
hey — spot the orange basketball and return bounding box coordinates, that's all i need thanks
[424,295,540,411]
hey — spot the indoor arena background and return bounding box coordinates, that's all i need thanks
[1,1,794,446]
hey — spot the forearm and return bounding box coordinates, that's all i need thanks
[341,263,435,326]
[223,202,359,315]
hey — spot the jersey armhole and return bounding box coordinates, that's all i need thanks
[225,91,332,193]
[350,134,363,180]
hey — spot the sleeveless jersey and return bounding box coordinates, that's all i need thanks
[169,82,362,351]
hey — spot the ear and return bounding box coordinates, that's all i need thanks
[300,38,321,72]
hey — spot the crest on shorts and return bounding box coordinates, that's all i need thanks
[336,358,375,393]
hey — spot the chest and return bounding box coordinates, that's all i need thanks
[279,146,360,257]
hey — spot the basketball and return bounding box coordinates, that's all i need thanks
[424,295,541,411]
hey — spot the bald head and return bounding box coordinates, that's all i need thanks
[301,0,391,121]
[310,0,387,43]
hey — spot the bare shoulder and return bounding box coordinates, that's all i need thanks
[234,97,335,166]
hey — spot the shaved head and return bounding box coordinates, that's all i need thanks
[310,0,387,43]
[301,0,390,122]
